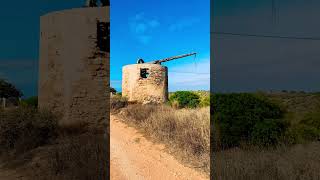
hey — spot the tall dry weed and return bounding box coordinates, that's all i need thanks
[213,142,320,180]
[120,104,210,172]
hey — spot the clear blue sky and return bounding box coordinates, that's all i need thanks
[3,0,319,96]
[0,0,209,97]
[110,0,210,92]
[0,0,83,97]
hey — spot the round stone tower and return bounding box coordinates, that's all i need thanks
[38,7,110,125]
[122,64,168,104]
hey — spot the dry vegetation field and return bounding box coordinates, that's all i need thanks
[212,92,320,180]
[213,142,320,180]
[0,107,108,180]
[111,92,210,174]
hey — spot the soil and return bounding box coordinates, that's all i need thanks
[110,115,208,180]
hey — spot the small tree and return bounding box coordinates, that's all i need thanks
[0,79,23,98]
[110,87,117,94]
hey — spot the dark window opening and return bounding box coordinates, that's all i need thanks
[140,68,149,78]
[96,21,110,52]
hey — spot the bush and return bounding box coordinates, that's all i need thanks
[41,133,108,180]
[251,119,287,146]
[110,95,128,112]
[0,107,58,155]
[200,95,210,107]
[169,91,200,108]
[212,93,285,149]
[120,104,157,123]
[21,96,38,108]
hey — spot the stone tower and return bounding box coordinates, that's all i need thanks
[38,7,110,125]
[122,63,168,104]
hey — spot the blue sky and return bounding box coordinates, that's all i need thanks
[110,0,210,92]
[0,0,83,97]
[2,0,319,96]
[0,0,209,97]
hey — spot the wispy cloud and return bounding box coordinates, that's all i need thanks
[169,17,200,32]
[129,12,160,44]
[168,56,210,91]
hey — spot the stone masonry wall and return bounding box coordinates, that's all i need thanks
[122,64,168,104]
[38,7,110,125]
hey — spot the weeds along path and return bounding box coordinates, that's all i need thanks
[0,164,25,180]
[110,115,208,180]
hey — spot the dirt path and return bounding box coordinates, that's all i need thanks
[110,115,209,180]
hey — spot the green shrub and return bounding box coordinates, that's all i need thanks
[21,96,38,108]
[0,107,58,155]
[212,93,285,148]
[169,91,200,108]
[200,95,210,107]
[251,119,287,146]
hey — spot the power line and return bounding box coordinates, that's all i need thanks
[212,31,320,41]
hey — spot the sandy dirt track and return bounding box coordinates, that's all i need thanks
[110,115,208,180]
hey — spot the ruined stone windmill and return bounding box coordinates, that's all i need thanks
[38,4,110,125]
[122,52,197,104]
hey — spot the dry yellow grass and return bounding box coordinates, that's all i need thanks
[0,107,108,180]
[212,142,320,180]
[117,104,210,173]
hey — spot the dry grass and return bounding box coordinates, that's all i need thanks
[110,95,128,113]
[118,104,210,173]
[212,92,320,179]
[212,142,320,180]
[28,132,108,180]
[0,107,58,156]
[0,106,108,180]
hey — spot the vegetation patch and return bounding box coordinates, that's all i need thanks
[20,96,38,108]
[0,105,108,180]
[31,133,108,180]
[0,107,58,155]
[110,95,128,113]
[212,93,286,148]
[169,91,201,108]
[118,104,210,173]
[213,142,320,180]
[212,92,320,179]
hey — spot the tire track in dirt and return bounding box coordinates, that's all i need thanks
[110,115,208,180]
